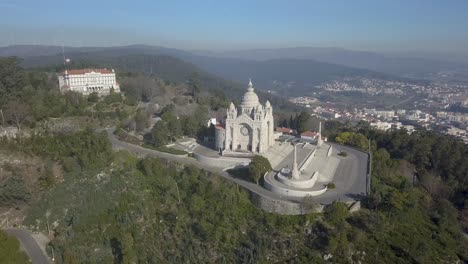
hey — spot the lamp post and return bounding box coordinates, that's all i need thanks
[49,245,55,263]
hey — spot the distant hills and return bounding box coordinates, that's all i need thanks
[2,44,463,96]
[0,44,190,59]
[191,47,468,79]
[183,55,395,95]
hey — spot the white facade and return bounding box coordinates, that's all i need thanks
[207,118,217,127]
[370,121,393,131]
[215,80,274,154]
[58,68,120,96]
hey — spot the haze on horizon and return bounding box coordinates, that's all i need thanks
[1,0,468,56]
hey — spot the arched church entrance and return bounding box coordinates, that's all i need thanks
[238,123,253,151]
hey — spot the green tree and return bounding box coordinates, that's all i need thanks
[104,91,122,104]
[178,105,208,138]
[194,105,208,127]
[0,175,32,206]
[188,72,201,99]
[248,156,272,184]
[4,99,32,130]
[160,104,175,116]
[124,95,137,106]
[134,109,149,132]
[87,92,99,103]
[151,121,169,147]
[0,57,27,108]
[296,111,310,134]
[181,115,198,137]
[289,115,294,129]
[324,202,349,225]
[64,91,87,115]
[335,131,368,151]
[122,232,137,264]
[162,112,182,142]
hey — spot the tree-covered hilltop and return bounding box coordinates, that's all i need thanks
[24,52,300,112]
[0,57,229,135]
[1,54,468,263]
[13,130,466,263]
[329,121,468,232]
[0,55,297,141]
[0,124,463,263]
[0,56,140,130]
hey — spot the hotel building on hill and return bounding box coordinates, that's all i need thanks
[58,68,120,95]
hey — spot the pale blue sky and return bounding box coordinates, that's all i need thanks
[1,0,467,53]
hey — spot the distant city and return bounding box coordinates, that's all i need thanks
[286,76,468,144]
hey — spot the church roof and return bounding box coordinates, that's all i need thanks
[301,131,318,138]
[276,127,293,133]
[240,79,260,109]
[63,68,114,75]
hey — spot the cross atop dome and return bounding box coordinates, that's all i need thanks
[247,78,254,92]
[240,78,260,109]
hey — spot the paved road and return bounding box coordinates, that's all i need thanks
[4,228,50,264]
[107,129,291,201]
[107,129,368,205]
[313,144,368,204]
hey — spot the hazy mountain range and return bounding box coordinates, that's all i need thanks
[192,47,468,79]
[1,44,466,96]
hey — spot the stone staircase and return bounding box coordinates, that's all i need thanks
[263,142,294,168]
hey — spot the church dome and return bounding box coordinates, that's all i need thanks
[240,79,260,109]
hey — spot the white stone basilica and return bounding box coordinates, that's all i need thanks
[215,80,274,155]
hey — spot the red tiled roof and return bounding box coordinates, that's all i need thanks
[276,127,293,133]
[301,131,317,137]
[63,68,113,75]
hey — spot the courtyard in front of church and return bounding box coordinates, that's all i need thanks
[167,136,368,206]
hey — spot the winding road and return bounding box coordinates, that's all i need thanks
[107,129,368,205]
[4,228,50,264]
[106,129,290,202]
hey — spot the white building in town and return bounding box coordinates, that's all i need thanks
[58,68,120,95]
[215,80,274,155]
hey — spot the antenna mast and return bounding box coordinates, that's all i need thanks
[62,45,65,64]
[62,44,71,71]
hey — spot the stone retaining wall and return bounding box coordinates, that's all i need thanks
[248,190,324,215]
[276,171,318,189]
[263,174,328,197]
[247,187,359,215]
[192,152,250,168]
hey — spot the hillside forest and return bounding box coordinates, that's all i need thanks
[0,56,467,263]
